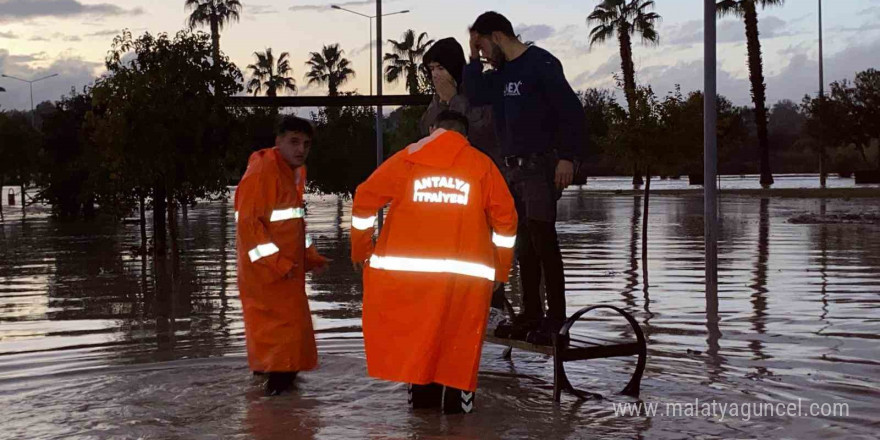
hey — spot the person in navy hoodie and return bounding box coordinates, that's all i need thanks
[464,11,587,345]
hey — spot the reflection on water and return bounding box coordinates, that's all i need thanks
[1,178,879,439]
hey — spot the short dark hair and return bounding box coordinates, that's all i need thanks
[434,110,469,135]
[470,11,516,38]
[276,115,314,138]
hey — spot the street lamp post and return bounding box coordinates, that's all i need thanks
[331,5,409,95]
[818,0,827,188]
[1,72,56,216]
[704,0,719,303]
[1,73,59,126]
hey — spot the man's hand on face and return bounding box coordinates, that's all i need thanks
[555,160,574,191]
[469,30,482,60]
[434,69,458,103]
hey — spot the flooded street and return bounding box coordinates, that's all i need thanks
[1,176,879,439]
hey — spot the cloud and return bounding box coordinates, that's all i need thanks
[533,24,592,59]
[25,32,83,42]
[4,52,48,64]
[85,29,122,38]
[0,0,143,23]
[53,32,81,42]
[828,17,880,33]
[638,60,750,104]
[0,31,19,38]
[248,4,279,15]
[665,16,796,47]
[566,34,880,107]
[0,49,101,111]
[665,19,703,46]
[515,24,556,43]
[570,53,622,90]
[347,40,376,57]
[857,5,880,19]
[764,38,880,104]
[290,0,372,12]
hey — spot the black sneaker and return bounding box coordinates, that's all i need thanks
[526,319,569,347]
[493,319,516,338]
[494,315,540,340]
[409,383,443,409]
[265,371,297,396]
[442,386,475,414]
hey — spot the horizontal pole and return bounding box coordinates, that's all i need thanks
[485,335,555,355]
[227,94,431,108]
[560,342,643,361]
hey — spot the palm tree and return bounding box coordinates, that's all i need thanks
[306,44,356,96]
[246,48,297,97]
[384,30,434,95]
[717,0,783,187]
[588,0,660,185]
[185,0,242,69]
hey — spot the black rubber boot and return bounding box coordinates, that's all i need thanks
[442,386,475,414]
[409,383,443,409]
[265,372,298,396]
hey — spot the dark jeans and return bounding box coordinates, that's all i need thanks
[517,219,566,322]
[503,153,567,323]
[490,283,507,310]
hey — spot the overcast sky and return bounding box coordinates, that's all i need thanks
[1,0,880,112]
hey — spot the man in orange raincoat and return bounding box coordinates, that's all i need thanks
[236,116,330,396]
[351,111,517,414]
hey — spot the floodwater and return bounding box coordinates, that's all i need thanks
[1,176,879,439]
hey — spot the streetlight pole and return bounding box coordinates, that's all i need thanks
[1,73,58,126]
[376,0,384,228]
[818,0,827,188]
[704,0,719,302]
[331,5,409,95]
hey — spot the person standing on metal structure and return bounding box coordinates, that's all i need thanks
[464,11,587,345]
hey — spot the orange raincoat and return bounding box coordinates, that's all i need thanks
[351,129,518,392]
[236,147,327,373]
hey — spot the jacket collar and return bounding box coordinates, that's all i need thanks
[405,129,469,169]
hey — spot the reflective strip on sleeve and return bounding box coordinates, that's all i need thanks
[234,211,239,223]
[270,207,305,222]
[248,243,280,262]
[352,215,377,231]
[368,255,495,281]
[492,232,516,249]
[305,234,314,248]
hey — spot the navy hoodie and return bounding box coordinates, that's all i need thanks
[463,46,586,161]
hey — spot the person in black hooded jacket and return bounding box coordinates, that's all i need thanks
[419,37,500,165]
